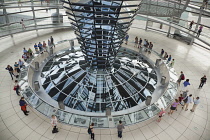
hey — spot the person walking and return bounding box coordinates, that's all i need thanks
[5,65,15,80]
[50,36,55,47]
[34,43,39,53]
[160,49,164,57]
[28,48,33,57]
[190,97,200,112]
[23,48,28,54]
[14,62,20,78]
[146,40,149,48]
[178,94,184,105]
[181,79,190,91]
[182,90,189,99]
[14,62,20,72]
[22,53,27,62]
[203,0,208,9]
[177,71,185,86]
[189,20,194,30]
[125,35,129,45]
[18,0,22,6]
[51,115,59,133]
[197,25,203,37]
[149,42,153,51]
[43,41,47,52]
[166,55,172,64]
[168,99,179,115]
[19,97,29,116]
[14,80,20,96]
[163,52,168,60]
[199,75,207,88]
[138,38,142,48]
[169,59,175,67]
[18,59,24,69]
[182,94,192,111]
[89,123,95,140]
[20,19,26,29]
[157,108,166,122]
[134,36,138,47]
[38,42,43,53]
[48,39,51,47]
[143,39,147,47]
[117,121,125,138]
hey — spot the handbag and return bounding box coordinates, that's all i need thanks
[13,85,19,90]
[13,86,17,90]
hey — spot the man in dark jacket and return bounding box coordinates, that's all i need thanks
[5,65,15,80]
[199,75,207,88]
[19,97,29,116]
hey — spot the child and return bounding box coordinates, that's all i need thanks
[157,108,166,122]
[178,94,184,105]
[176,94,184,111]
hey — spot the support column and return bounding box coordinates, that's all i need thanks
[3,6,13,37]
[31,0,37,28]
[167,18,172,37]
[190,9,203,45]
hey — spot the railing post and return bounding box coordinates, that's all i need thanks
[167,18,172,37]
[31,0,37,28]
[190,8,203,45]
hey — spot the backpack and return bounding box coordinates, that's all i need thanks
[87,127,91,134]
[183,96,188,103]
[181,74,185,80]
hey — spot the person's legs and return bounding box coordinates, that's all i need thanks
[16,87,20,95]
[91,133,94,139]
[177,79,181,86]
[118,131,122,138]
[185,103,189,111]
[182,103,186,109]
[9,72,14,80]
[199,82,204,88]
[191,104,197,112]
[22,110,28,115]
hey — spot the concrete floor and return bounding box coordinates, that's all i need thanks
[0,25,210,140]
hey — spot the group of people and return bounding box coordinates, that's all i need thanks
[5,59,25,80]
[22,47,33,62]
[158,72,207,121]
[88,121,125,139]
[188,20,204,38]
[160,49,175,67]
[124,35,154,51]
[134,37,154,50]
[34,36,55,54]
[5,36,56,132]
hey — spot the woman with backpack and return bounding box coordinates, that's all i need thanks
[177,71,185,86]
[88,123,95,140]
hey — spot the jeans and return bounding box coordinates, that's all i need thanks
[118,131,122,138]
[9,72,15,80]
[16,87,20,95]
[91,133,95,140]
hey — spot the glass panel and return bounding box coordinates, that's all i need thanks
[144,104,160,117]
[129,110,149,123]
[91,117,109,127]
[69,114,90,127]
